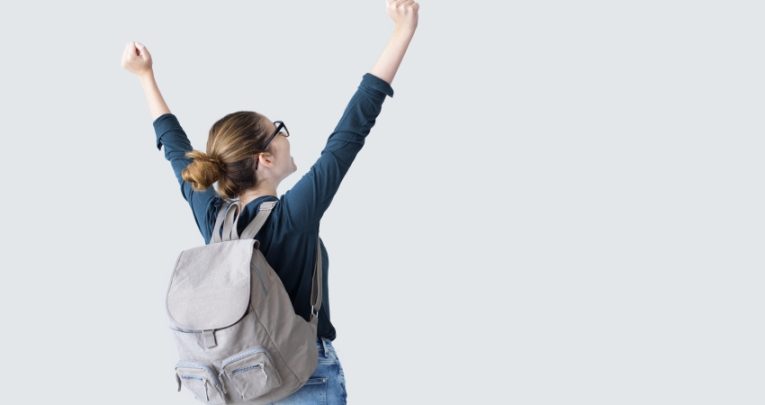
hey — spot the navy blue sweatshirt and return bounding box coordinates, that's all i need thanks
[153,72,395,341]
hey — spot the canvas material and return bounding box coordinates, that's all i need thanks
[166,199,323,404]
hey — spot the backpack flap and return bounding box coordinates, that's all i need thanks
[166,239,255,331]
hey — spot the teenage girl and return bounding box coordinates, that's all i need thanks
[122,1,419,403]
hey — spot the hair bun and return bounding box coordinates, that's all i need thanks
[207,154,225,172]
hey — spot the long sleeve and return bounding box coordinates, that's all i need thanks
[280,72,394,230]
[153,113,221,242]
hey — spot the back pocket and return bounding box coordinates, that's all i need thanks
[220,346,283,400]
[175,361,226,404]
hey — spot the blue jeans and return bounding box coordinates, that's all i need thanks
[269,337,348,404]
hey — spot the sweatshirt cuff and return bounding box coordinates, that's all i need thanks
[153,112,179,150]
[361,73,394,98]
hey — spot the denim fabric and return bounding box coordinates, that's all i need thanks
[269,337,348,405]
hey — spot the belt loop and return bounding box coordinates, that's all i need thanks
[320,337,328,357]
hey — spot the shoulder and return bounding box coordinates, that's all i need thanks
[274,193,319,234]
[207,197,229,219]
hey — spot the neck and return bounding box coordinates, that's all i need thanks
[238,184,278,209]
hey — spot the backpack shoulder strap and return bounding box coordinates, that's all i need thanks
[309,240,322,325]
[239,200,278,240]
[221,203,242,240]
[211,200,239,243]
[224,199,323,324]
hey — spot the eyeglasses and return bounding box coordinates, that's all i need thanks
[255,120,290,170]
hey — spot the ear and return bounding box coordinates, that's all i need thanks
[257,152,275,168]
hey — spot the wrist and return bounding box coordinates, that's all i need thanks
[393,25,416,38]
[138,69,155,83]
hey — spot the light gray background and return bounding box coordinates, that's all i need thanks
[0,0,762,404]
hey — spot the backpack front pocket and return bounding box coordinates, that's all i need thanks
[220,346,283,400]
[175,361,226,404]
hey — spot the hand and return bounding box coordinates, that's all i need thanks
[386,0,419,33]
[121,41,153,77]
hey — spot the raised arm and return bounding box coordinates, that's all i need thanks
[278,1,419,230]
[370,0,419,84]
[121,41,170,121]
[122,41,220,243]
[139,73,171,121]
[152,113,220,242]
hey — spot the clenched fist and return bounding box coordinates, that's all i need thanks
[121,41,153,76]
[386,0,419,33]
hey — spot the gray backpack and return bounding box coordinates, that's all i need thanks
[165,199,322,404]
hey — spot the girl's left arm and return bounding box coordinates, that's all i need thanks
[152,112,221,244]
[123,41,220,242]
[139,70,171,121]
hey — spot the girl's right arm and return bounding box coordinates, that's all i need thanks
[371,0,419,84]
[279,72,394,230]
[279,1,419,230]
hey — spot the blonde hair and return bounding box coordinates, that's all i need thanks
[181,111,274,200]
